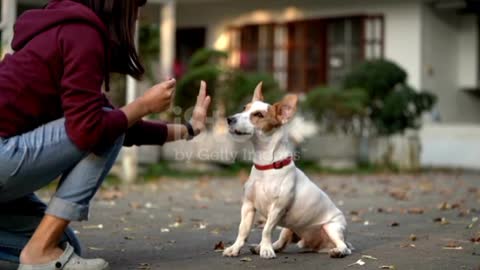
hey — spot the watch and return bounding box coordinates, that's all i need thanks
[184,121,196,141]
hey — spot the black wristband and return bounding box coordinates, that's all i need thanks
[184,122,196,140]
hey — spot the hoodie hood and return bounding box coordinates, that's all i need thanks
[12,0,108,51]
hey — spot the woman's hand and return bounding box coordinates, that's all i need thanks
[190,81,211,135]
[140,78,176,114]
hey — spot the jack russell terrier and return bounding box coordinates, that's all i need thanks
[223,82,352,259]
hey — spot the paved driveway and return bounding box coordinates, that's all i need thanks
[1,172,480,269]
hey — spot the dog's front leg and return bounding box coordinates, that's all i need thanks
[258,203,285,259]
[223,201,255,257]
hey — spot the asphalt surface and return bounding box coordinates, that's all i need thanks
[1,171,480,270]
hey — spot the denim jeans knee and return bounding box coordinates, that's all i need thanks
[45,134,124,221]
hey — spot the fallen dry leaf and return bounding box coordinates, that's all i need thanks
[348,259,366,267]
[214,241,225,251]
[442,246,463,250]
[377,207,394,214]
[389,190,407,200]
[240,257,252,262]
[433,217,449,225]
[88,247,104,251]
[409,234,417,241]
[361,255,377,260]
[82,224,103,230]
[467,217,479,229]
[129,201,142,209]
[400,243,416,248]
[407,208,424,214]
[137,263,151,270]
[438,202,452,210]
[99,189,124,201]
[350,210,360,216]
[351,215,363,223]
[442,241,463,250]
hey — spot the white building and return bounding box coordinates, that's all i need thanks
[173,0,480,170]
[4,0,480,170]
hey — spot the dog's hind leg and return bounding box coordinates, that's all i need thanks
[273,228,294,252]
[250,227,295,255]
[323,222,351,258]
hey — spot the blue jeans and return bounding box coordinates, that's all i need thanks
[0,118,124,263]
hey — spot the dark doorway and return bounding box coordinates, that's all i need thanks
[175,27,206,78]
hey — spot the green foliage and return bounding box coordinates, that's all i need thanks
[188,49,228,69]
[344,59,407,99]
[221,71,284,116]
[305,59,437,135]
[175,48,285,117]
[174,49,228,111]
[138,23,160,83]
[303,87,368,122]
[374,85,436,135]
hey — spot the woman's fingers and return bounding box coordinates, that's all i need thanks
[196,81,207,106]
[203,96,211,111]
[162,78,176,89]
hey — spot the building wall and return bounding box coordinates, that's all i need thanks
[420,124,480,170]
[457,15,479,89]
[177,0,423,89]
[420,4,480,124]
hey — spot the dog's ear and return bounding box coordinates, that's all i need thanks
[274,94,298,124]
[252,82,264,102]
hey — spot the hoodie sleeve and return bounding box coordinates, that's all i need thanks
[102,95,169,146]
[58,23,128,153]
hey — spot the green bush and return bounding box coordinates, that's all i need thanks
[174,49,228,111]
[305,59,437,135]
[344,59,407,99]
[174,48,285,118]
[139,23,160,83]
[303,87,368,133]
[303,87,368,121]
[220,71,284,116]
[374,85,436,135]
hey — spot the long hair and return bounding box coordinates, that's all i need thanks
[72,0,147,80]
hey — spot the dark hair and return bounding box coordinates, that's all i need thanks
[73,0,147,80]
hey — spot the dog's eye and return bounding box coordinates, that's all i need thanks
[253,112,264,118]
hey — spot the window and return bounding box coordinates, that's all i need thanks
[287,20,327,92]
[229,24,288,89]
[228,15,385,92]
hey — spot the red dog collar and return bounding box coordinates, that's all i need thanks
[254,156,293,171]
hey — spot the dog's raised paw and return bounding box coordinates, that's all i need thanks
[223,246,240,257]
[259,245,276,259]
[329,247,351,258]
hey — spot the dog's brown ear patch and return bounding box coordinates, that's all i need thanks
[273,94,298,124]
[252,82,264,102]
[262,106,282,132]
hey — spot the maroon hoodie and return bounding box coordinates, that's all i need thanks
[0,0,168,153]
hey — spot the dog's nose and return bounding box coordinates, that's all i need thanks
[227,117,236,125]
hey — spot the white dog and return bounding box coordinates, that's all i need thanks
[223,83,352,259]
